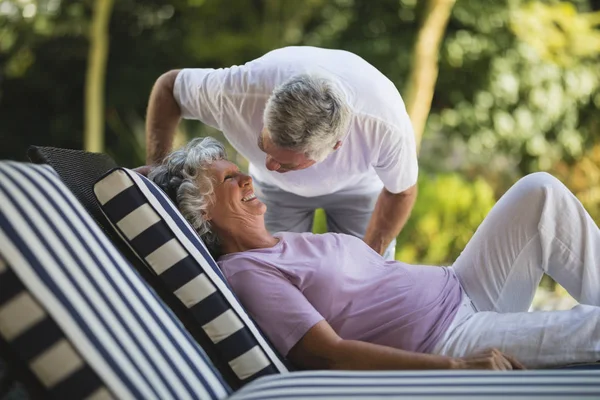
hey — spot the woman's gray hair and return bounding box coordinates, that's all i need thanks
[148,136,227,255]
[263,73,351,162]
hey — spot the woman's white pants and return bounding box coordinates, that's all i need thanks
[432,172,600,368]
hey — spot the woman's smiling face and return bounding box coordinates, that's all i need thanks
[202,159,267,227]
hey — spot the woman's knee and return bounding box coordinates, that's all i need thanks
[494,172,568,221]
[510,172,566,199]
[516,172,562,188]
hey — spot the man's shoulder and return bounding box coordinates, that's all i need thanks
[349,112,412,144]
[254,47,377,79]
[260,46,360,61]
[344,87,409,138]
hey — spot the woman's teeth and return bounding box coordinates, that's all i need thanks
[242,193,256,202]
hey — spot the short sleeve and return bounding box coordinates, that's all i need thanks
[173,68,223,129]
[226,268,324,356]
[173,67,272,147]
[373,120,419,194]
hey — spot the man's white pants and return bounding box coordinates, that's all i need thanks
[432,172,600,368]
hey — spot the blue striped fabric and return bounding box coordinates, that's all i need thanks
[94,168,288,386]
[231,369,600,399]
[0,161,230,400]
[1,254,108,399]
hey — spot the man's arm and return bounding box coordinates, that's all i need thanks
[363,184,417,256]
[288,320,524,371]
[145,69,182,165]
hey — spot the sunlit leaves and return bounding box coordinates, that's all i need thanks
[396,173,496,264]
[511,1,600,66]
[550,143,600,220]
[0,0,89,78]
[432,0,600,175]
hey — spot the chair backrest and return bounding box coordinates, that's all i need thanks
[27,145,241,388]
[94,168,290,387]
[0,161,230,399]
[27,146,119,230]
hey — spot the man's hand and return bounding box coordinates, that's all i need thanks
[452,348,526,370]
[133,165,153,177]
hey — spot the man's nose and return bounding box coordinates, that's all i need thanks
[265,156,280,171]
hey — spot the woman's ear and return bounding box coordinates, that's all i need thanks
[201,210,212,222]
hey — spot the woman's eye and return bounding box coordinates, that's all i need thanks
[224,175,233,182]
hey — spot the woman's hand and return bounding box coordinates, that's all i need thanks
[452,348,526,370]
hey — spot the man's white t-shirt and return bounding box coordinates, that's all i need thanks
[173,46,418,198]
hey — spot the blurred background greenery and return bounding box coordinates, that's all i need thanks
[1,0,599,309]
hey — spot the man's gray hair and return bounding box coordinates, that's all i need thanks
[149,137,226,255]
[263,73,351,162]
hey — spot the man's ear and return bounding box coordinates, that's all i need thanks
[333,141,342,151]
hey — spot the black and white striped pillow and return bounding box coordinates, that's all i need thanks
[94,168,288,385]
[0,161,230,399]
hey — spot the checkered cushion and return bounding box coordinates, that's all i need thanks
[0,161,230,399]
[231,369,600,400]
[93,168,287,386]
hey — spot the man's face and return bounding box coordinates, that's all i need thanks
[257,129,316,173]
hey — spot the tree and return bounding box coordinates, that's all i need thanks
[404,0,456,150]
[84,0,115,153]
[0,0,90,161]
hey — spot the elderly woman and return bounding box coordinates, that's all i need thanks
[150,137,600,370]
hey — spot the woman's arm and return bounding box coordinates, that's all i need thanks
[289,320,524,370]
[225,264,524,370]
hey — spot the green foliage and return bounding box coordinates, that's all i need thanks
[396,173,496,264]
[511,1,600,66]
[550,143,600,222]
[430,0,600,175]
[311,208,328,234]
[1,0,599,273]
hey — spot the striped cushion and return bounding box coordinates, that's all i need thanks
[0,161,230,400]
[231,370,600,400]
[94,168,287,385]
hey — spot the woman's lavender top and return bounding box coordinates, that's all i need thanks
[218,232,462,356]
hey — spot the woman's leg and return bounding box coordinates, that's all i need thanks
[433,305,600,368]
[439,172,600,367]
[452,172,600,312]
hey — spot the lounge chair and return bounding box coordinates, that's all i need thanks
[0,148,597,399]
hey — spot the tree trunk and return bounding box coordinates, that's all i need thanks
[404,0,455,152]
[84,0,115,153]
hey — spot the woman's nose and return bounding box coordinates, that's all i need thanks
[239,173,252,186]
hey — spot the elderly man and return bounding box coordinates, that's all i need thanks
[144,46,418,259]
